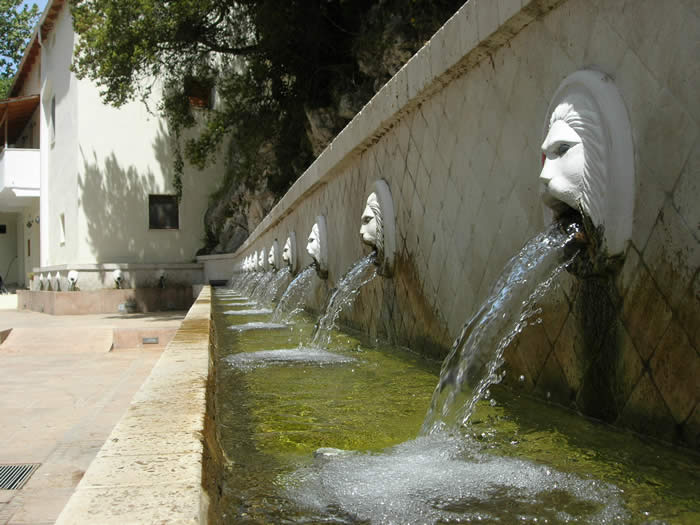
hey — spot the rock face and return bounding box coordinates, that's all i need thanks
[203,182,276,255]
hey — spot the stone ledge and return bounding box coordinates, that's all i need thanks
[54,287,211,525]
[33,263,205,272]
[17,288,196,315]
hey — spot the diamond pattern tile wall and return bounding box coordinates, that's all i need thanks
[230,0,699,450]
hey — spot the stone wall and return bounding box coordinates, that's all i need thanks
[17,287,195,315]
[201,0,699,448]
[29,262,204,291]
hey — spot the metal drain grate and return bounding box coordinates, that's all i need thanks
[0,463,40,490]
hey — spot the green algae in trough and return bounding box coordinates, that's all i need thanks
[208,288,700,524]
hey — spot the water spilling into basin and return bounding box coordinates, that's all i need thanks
[260,267,291,305]
[272,266,316,323]
[310,253,377,348]
[210,285,699,524]
[210,217,698,524]
[227,321,290,332]
[422,219,582,435]
[240,272,263,296]
[250,272,275,300]
[285,433,626,524]
[223,308,273,315]
[224,347,357,371]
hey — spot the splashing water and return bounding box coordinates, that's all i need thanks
[421,220,582,435]
[223,347,356,372]
[285,433,626,524]
[224,308,273,315]
[238,272,262,296]
[250,272,275,300]
[227,321,289,332]
[226,272,246,289]
[272,266,316,323]
[259,267,291,305]
[310,254,378,349]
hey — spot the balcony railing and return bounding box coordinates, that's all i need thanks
[0,147,40,197]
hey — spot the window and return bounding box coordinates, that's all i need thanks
[59,213,66,245]
[0,225,6,234]
[50,96,56,144]
[184,76,214,109]
[148,195,179,230]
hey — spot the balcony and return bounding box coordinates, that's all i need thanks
[0,94,40,211]
[0,147,40,195]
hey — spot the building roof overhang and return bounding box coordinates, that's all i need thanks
[9,0,66,98]
[0,95,41,146]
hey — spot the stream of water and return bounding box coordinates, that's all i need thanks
[272,266,316,323]
[422,220,582,435]
[260,267,291,305]
[310,253,377,349]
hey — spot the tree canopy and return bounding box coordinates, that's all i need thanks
[0,0,40,98]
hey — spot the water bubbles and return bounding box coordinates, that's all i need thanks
[489,399,497,407]
[519,374,526,382]
[223,347,356,371]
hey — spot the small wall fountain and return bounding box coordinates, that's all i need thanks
[360,179,396,277]
[306,216,329,279]
[113,269,124,289]
[282,233,298,274]
[268,240,280,271]
[67,270,79,291]
[257,249,266,272]
[539,70,634,259]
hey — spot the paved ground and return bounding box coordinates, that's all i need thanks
[0,297,185,525]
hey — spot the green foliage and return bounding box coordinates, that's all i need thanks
[0,76,12,98]
[0,0,40,98]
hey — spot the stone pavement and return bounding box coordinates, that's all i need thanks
[0,297,185,525]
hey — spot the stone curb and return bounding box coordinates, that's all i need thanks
[54,287,212,525]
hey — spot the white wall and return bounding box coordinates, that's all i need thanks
[34,1,223,268]
[0,213,18,284]
[40,2,79,267]
[75,81,223,264]
[24,199,40,283]
[14,42,41,98]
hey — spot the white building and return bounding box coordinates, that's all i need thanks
[0,0,223,291]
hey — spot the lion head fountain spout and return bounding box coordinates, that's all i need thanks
[268,240,280,271]
[257,249,266,272]
[540,70,634,270]
[282,233,298,274]
[359,179,396,277]
[307,216,328,279]
[360,193,381,250]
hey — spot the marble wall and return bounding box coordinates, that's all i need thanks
[202,0,699,448]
